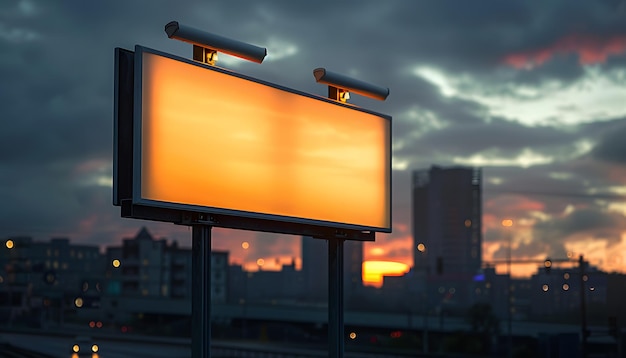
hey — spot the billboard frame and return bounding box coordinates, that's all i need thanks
[114,46,392,241]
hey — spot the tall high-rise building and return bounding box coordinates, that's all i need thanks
[412,166,482,277]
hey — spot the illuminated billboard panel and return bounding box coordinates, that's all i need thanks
[132,46,391,232]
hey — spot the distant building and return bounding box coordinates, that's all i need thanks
[0,235,104,325]
[476,266,532,321]
[100,227,228,328]
[412,166,482,276]
[529,263,607,319]
[105,227,228,303]
[412,166,482,310]
[301,236,327,302]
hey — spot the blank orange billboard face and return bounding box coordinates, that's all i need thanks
[134,46,391,232]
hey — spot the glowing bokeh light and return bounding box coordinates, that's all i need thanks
[74,297,83,308]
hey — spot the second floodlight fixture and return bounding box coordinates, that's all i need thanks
[165,21,267,64]
[313,68,390,102]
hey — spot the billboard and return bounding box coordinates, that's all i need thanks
[114,46,391,239]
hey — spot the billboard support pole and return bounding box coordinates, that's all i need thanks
[328,238,345,358]
[192,224,212,358]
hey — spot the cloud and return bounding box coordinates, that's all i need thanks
[533,206,626,246]
[503,34,626,69]
[1,0,626,275]
[591,117,626,164]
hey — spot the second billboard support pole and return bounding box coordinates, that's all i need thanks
[329,238,345,358]
[192,225,212,358]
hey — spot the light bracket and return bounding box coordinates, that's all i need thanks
[193,45,218,66]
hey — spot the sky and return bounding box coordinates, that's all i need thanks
[2,0,626,279]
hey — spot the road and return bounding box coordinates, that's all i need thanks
[1,331,422,358]
[1,332,189,358]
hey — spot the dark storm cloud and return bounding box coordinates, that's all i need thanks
[591,117,626,164]
[490,239,561,261]
[533,207,626,246]
[1,0,626,272]
[397,120,576,161]
[506,54,586,88]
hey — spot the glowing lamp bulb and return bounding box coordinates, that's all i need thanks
[207,51,218,65]
[339,90,350,103]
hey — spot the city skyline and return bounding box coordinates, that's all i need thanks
[2,1,626,278]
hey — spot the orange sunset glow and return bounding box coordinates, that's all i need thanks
[503,34,626,69]
[362,260,410,288]
[139,49,390,230]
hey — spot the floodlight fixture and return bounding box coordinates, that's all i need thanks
[313,68,389,102]
[165,21,267,64]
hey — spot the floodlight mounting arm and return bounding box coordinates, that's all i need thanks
[313,68,390,102]
[165,21,267,64]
